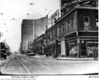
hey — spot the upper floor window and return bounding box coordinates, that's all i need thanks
[50,32,52,40]
[57,26,59,36]
[96,14,98,27]
[84,16,90,31]
[68,19,71,31]
[65,21,68,32]
[47,32,50,40]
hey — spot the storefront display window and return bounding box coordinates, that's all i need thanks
[86,41,98,57]
[68,41,78,57]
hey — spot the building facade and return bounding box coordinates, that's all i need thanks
[45,0,98,59]
[32,34,45,55]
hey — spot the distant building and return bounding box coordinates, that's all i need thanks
[32,34,45,55]
[33,16,48,37]
[21,16,48,52]
[21,19,34,52]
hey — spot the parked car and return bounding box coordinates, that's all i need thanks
[26,51,36,56]
[29,52,36,56]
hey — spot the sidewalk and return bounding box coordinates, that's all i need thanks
[57,57,98,61]
[30,55,98,61]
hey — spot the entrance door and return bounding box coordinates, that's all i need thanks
[80,41,87,57]
[66,42,69,56]
[54,39,61,58]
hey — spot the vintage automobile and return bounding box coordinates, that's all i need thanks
[25,51,36,56]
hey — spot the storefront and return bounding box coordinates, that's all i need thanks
[64,38,98,58]
[80,40,98,58]
[67,40,78,57]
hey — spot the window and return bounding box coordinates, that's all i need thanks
[59,25,61,35]
[65,21,68,32]
[61,23,65,33]
[71,17,73,28]
[84,16,90,31]
[57,26,59,36]
[96,14,98,27]
[52,30,54,39]
[60,25,63,35]
[68,20,70,31]
[49,31,52,40]
[84,17,89,22]
[63,23,65,33]
[47,32,50,40]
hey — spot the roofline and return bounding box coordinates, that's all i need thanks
[57,6,98,23]
[46,6,98,32]
[75,6,98,10]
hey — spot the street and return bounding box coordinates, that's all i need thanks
[0,54,99,75]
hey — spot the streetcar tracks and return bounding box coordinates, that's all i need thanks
[1,59,9,73]
[16,56,31,74]
[1,55,31,74]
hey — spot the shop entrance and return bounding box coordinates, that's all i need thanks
[80,40,87,57]
[67,40,78,57]
[66,42,69,56]
[55,39,61,57]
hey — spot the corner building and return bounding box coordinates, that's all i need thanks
[46,0,98,58]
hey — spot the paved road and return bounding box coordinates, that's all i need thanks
[1,54,99,75]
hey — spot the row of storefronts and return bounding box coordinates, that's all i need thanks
[60,32,98,58]
[31,0,98,60]
[45,5,98,59]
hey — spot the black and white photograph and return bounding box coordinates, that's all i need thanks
[0,0,99,79]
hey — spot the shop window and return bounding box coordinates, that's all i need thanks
[68,41,78,57]
[84,16,90,31]
[86,41,98,57]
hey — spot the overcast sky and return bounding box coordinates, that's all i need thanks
[0,0,60,52]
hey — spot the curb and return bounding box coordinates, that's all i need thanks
[57,57,95,61]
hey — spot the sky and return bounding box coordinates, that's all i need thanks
[0,0,60,52]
